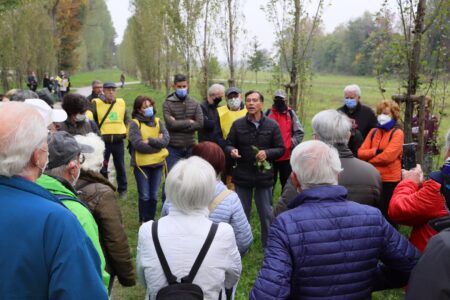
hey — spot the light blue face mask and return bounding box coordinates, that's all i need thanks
[143,106,154,118]
[344,98,357,109]
[175,88,188,98]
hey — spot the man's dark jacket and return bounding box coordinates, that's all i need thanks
[225,114,285,188]
[338,102,377,138]
[198,99,221,144]
[272,143,382,218]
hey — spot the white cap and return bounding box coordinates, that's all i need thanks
[24,98,67,126]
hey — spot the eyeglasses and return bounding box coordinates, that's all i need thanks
[79,153,85,165]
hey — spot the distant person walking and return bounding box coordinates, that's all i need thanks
[120,73,125,88]
[27,71,38,91]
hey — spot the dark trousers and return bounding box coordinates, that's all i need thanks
[162,145,192,202]
[104,140,127,193]
[235,185,272,247]
[134,166,163,222]
[381,181,399,224]
[273,160,292,191]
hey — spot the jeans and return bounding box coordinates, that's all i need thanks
[235,185,272,247]
[134,166,163,222]
[273,160,292,191]
[104,140,127,193]
[162,146,192,202]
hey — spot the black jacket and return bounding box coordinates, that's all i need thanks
[225,114,285,188]
[198,100,221,144]
[338,102,377,150]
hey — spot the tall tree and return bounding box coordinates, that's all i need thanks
[247,37,271,84]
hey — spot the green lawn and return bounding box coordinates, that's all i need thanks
[69,70,449,300]
[70,68,138,88]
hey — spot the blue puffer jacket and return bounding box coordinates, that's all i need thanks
[162,180,253,255]
[251,185,420,300]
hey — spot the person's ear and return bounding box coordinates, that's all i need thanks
[31,148,41,168]
[67,160,78,176]
[290,172,302,192]
[347,131,352,142]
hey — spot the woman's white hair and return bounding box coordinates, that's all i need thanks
[165,156,216,213]
[344,84,361,97]
[208,84,225,96]
[0,102,47,177]
[312,110,352,145]
[74,133,105,172]
[290,140,342,190]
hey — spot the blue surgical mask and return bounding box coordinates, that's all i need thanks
[143,107,154,118]
[175,88,188,98]
[345,98,357,109]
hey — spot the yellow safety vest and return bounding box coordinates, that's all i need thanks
[86,110,94,121]
[132,118,169,166]
[220,108,247,139]
[93,98,127,135]
[217,105,229,117]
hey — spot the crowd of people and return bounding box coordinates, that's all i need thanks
[1,74,450,299]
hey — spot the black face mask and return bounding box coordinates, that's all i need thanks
[213,97,222,106]
[274,100,287,111]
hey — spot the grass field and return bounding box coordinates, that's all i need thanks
[71,70,449,300]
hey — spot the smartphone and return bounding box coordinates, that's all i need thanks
[403,143,417,170]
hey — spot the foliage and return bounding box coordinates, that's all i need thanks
[247,37,272,84]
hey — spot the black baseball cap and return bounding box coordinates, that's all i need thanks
[103,82,117,89]
[47,131,94,169]
[225,87,241,97]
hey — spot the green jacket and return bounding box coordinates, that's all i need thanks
[36,174,110,292]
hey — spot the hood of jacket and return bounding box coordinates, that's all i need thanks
[334,143,354,159]
[288,185,348,209]
[36,174,77,199]
[131,112,157,127]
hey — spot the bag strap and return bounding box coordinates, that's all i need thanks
[98,100,116,129]
[181,223,219,284]
[152,221,178,284]
[371,127,398,143]
[208,190,233,213]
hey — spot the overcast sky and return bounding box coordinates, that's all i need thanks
[106,0,394,58]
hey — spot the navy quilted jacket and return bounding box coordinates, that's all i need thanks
[251,185,420,300]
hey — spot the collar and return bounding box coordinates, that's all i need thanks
[168,205,210,217]
[334,143,354,158]
[377,119,397,131]
[0,175,63,206]
[287,185,348,209]
[246,113,265,125]
[342,101,362,115]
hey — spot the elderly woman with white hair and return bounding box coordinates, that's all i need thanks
[74,133,136,294]
[251,140,420,299]
[137,156,242,300]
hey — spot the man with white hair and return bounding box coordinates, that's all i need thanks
[273,109,382,217]
[0,102,107,299]
[251,140,420,299]
[338,84,377,153]
[198,83,225,144]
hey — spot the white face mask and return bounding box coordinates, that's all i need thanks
[227,97,241,110]
[75,114,86,122]
[377,113,392,125]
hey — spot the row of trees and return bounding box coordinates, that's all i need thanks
[0,0,115,91]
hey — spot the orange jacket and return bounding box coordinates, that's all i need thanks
[358,127,404,182]
[388,179,448,253]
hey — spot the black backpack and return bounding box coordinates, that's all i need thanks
[152,221,219,300]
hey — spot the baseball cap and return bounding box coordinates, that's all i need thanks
[103,82,117,89]
[47,131,94,169]
[225,87,241,97]
[274,90,287,99]
[429,159,450,186]
[24,98,67,126]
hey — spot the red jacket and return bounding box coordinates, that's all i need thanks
[268,108,292,161]
[388,179,448,253]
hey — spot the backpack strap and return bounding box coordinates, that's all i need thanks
[370,127,399,143]
[152,221,178,284]
[264,108,271,116]
[370,128,378,142]
[208,190,233,213]
[389,128,399,142]
[181,223,219,284]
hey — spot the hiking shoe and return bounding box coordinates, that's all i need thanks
[118,191,127,200]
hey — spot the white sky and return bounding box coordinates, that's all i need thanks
[106,0,394,58]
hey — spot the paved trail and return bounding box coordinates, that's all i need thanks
[74,81,141,97]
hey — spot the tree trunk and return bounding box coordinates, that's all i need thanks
[200,0,210,99]
[288,0,301,111]
[405,0,426,143]
[227,0,235,87]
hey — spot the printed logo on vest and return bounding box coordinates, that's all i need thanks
[109,112,118,121]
